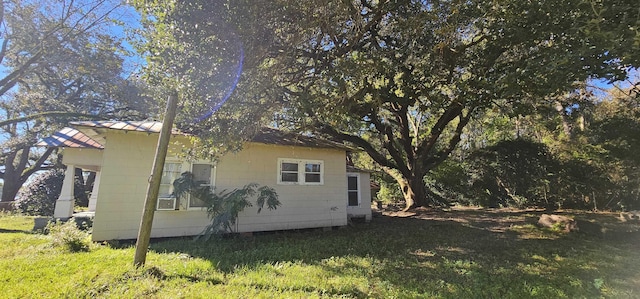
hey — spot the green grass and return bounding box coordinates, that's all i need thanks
[1,208,639,298]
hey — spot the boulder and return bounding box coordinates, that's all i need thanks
[537,214,578,232]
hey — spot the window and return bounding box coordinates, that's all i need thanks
[347,175,360,206]
[305,162,322,183]
[278,159,324,185]
[280,162,299,183]
[157,161,216,211]
[157,162,182,210]
[188,163,213,209]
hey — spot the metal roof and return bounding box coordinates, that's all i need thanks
[251,127,353,150]
[70,120,172,134]
[37,127,104,149]
[40,121,351,151]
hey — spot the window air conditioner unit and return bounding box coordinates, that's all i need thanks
[157,197,177,210]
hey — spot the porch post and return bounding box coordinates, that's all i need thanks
[88,171,101,212]
[54,165,76,218]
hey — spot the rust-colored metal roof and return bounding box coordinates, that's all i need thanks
[251,127,353,150]
[42,121,351,151]
[70,120,176,133]
[37,127,104,149]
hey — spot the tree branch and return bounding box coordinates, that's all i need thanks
[20,147,55,182]
[316,122,400,171]
[416,102,464,157]
[0,111,103,127]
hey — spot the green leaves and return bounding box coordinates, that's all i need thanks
[172,172,280,239]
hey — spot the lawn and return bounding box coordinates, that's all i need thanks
[1,208,639,298]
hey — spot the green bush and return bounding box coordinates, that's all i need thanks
[464,139,560,208]
[15,168,89,216]
[376,180,403,204]
[426,159,470,205]
[15,170,65,216]
[47,220,91,252]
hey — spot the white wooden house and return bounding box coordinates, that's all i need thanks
[41,121,372,241]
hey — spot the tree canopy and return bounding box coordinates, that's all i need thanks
[0,0,156,203]
[136,0,639,209]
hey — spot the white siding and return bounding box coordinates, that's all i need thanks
[91,133,348,241]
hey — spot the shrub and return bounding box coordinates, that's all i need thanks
[464,139,560,208]
[15,168,90,216]
[47,220,91,252]
[376,180,403,204]
[15,170,65,216]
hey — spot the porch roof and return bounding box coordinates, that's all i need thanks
[37,127,103,149]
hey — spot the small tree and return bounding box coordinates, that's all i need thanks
[172,172,280,239]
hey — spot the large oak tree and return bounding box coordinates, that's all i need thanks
[138,0,638,209]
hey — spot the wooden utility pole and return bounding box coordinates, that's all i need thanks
[134,91,179,267]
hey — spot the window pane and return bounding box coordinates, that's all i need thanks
[160,172,175,184]
[159,185,173,198]
[305,173,321,183]
[282,162,298,171]
[190,196,207,208]
[348,176,358,190]
[348,191,359,206]
[305,163,321,173]
[281,172,298,182]
[192,164,212,185]
[161,162,181,184]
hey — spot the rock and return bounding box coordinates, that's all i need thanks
[620,210,640,221]
[537,214,578,232]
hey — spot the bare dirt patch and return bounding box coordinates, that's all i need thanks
[380,206,640,240]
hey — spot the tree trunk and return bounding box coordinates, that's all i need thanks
[1,150,22,203]
[74,168,89,207]
[1,145,54,204]
[1,178,20,203]
[398,175,429,211]
[85,171,96,194]
[554,100,572,137]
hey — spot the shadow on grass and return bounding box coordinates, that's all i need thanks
[0,228,33,234]
[149,210,640,297]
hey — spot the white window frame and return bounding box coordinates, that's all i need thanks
[156,160,216,211]
[156,160,184,211]
[347,173,361,207]
[187,162,216,210]
[277,158,324,185]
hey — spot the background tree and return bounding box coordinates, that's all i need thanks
[0,0,156,204]
[223,0,636,209]
[135,0,638,210]
[132,0,638,208]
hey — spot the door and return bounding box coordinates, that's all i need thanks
[347,174,360,207]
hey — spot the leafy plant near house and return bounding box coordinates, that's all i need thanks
[172,172,280,239]
[47,220,91,252]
